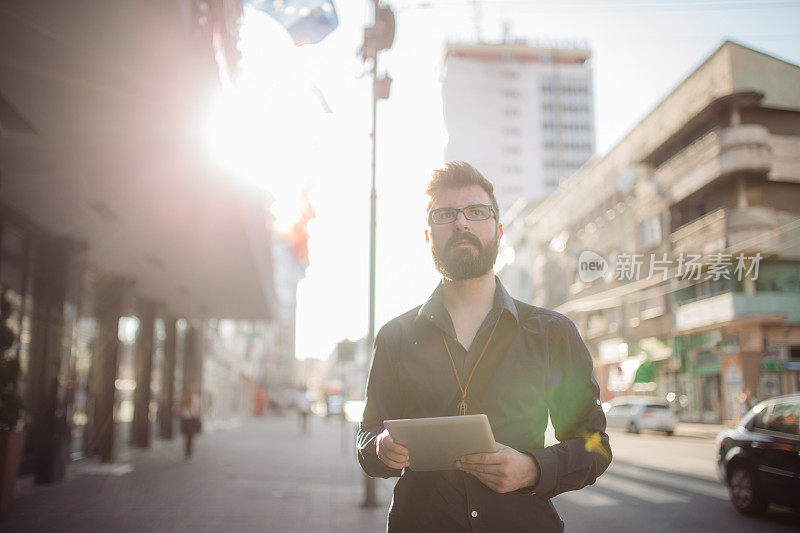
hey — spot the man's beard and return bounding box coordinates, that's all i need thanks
[431,230,499,281]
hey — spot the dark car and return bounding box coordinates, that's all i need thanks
[716,393,800,515]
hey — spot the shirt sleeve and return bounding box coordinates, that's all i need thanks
[357,325,404,479]
[526,314,612,498]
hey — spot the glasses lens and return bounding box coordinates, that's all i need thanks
[431,208,456,224]
[465,205,491,220]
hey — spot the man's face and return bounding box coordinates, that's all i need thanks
[426,185,503,281]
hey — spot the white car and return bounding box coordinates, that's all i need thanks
[604,396,678,435]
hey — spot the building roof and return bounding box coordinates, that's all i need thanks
[445,41,591,64]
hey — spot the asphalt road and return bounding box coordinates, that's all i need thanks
[551,428,799,532]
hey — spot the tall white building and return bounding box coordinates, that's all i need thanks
[443,41,596,215]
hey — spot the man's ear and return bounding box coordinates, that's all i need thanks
[496,223,504,241]
[424,229,430,243]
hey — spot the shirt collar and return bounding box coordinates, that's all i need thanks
[416,277,518,328]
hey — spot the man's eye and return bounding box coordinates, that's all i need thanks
[467,206,487,218]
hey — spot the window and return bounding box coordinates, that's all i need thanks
[640,294,664,320]
[503,146,521,155]
[765,401,799,435]
[750,405,770,431]
[754,401,800,435]
[503,128,520,136]
[755,261,800,292]
[503,108,520,117]
[608,307,619,332]
[501,71,518,79]
[639,215,662,249]
[587,312,606,335]
[502,89,520,99]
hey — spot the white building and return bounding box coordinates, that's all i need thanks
[443,41,596,215]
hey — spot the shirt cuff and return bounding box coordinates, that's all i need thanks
[523,448,558,497]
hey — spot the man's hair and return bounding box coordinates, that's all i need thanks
[425,161,499,220]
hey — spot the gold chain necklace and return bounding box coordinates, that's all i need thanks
[441,314,502,415]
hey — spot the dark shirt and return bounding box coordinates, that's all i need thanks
[357,279,611,532]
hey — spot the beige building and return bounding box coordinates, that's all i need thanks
[499,41,800,423]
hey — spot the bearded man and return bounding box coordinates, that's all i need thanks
[357,161,611,532]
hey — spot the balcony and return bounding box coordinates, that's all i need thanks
[656,124,772,203]
[670,206,779,257]
[674,291,800,331]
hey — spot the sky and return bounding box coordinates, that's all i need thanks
[209,0,800,360]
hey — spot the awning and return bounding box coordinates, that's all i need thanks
[0,2,275,319]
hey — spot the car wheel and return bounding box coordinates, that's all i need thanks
[728,466,768,515]
[665,430,674,436]
[627,421,640,434]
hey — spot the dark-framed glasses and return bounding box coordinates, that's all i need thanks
[427,204,495,225]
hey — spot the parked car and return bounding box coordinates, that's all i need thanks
[603,396,678,435]
[325,393,344,418]
[716,393,800,515]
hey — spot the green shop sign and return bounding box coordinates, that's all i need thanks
[760,359,786,372]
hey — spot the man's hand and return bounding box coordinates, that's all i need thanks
[376,429,410,470]
[456,443,540,493]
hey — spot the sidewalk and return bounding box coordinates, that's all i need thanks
[675,422,727,439]
[6,415,395,532]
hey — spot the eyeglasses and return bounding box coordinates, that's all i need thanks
[427,204,495,225]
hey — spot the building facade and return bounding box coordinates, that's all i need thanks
[499,41,800,423]
[443,40,596,214]
[0,0,292,485]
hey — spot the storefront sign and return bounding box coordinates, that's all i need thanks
[759,359,786,372]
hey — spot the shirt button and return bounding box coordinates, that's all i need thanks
[471,511,478,518]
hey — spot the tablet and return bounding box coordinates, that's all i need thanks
[383,414,497,472]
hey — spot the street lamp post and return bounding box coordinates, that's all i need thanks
[362,0,394,509]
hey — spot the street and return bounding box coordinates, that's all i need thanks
[5,415,798,532]
[553,429,798,532]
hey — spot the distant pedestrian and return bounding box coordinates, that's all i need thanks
[180,389,202,459]
[737,388,756,418]
[296,388,311,435]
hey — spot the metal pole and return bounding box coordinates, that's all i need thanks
[363,0,380,510]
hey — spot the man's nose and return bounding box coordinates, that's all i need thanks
[454,210,470,228]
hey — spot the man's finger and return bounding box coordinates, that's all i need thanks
[460,452,504,465]
[387,443,409,456]
[378,431,409,456]
[457,462,503,475]
[382,457,410,470]
[383,449,409,464]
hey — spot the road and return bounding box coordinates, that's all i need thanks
[551,428,799,532]
[5,417,798,532]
